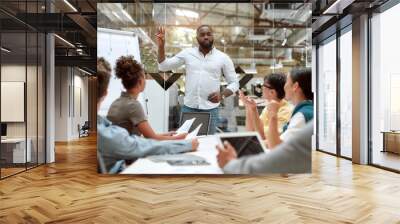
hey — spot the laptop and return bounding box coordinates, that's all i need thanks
[180,112,211,136]
[217,132,267,158]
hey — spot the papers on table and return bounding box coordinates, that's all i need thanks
[147,154,210,166]
[120,135,224,174]
[185,123,202,140]
[174,117,202,139]
[175,118,195,135]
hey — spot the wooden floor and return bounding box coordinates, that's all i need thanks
[1,135,400,223]
[373,151,400,171]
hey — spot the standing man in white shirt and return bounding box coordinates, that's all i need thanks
[156,25,239,134]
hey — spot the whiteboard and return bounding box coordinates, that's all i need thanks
[97,28,141,116]
[1,82,25,122]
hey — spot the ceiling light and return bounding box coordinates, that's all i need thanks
[112,12,122,21]
[1,47,11,53]
[63,0,78,12]
[54,34,75,48]
[270,60,283,69]
[175,9,199,19]
[282,28,287,46]
[322,0,354,15]
[121,9,135,24]
[281,38,287,46]
[234,26,241,35]
[78,67,92,76]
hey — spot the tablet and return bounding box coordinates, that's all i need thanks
[218,132,267,157]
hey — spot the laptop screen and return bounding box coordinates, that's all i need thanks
[180,112,210,135]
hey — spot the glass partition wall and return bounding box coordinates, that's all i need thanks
[317,35,337,155]
[0,1,46,179]
[97,2,312,136]
[370,2,400,172]
[316,26,352,159]
[339,27,352,159]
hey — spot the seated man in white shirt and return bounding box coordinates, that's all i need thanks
[156,25,239,134]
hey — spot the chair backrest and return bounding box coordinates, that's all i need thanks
[82,121,90,129]
[97,151,107,174]
[180,112,211,135]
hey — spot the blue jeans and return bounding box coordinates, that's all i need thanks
[181,105,219,134]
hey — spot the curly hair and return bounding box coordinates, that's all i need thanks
[115,55,144,90]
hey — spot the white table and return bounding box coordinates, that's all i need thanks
[121,136,224,174]
[1,138,31,163]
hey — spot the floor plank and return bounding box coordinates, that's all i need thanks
[0,135,399,223]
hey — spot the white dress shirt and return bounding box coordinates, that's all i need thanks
[158,47,239,110]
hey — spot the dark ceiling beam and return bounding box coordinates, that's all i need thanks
[67,13,96,38]
[86,0,97,12]
[13,13,82,32]
[55,55,96,70]
[0,8,38,31]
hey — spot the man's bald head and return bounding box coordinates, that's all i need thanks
[196,25,213,34]
[196,25,214,50]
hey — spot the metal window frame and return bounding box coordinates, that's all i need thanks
[315,22,353,161]
[367,0,400,173]
[0,0,47,180]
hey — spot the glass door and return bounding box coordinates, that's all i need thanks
[339,27,352,159]
[317,36,337,155]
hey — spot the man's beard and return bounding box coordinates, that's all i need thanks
[200,40,213,49]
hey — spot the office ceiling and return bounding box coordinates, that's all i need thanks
[98,2,312,72]
[311,0,390,43]
[0,0,97,73]
[3,0,391,73]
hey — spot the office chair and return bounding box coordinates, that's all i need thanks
[78,121,90,138]
[97,151,107,174]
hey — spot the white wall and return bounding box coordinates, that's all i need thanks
[1,65,37,138]
[54,67,89,141]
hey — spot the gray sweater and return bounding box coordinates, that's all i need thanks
[223,121,313,174]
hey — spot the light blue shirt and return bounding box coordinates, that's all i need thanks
[97,115,193,173]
